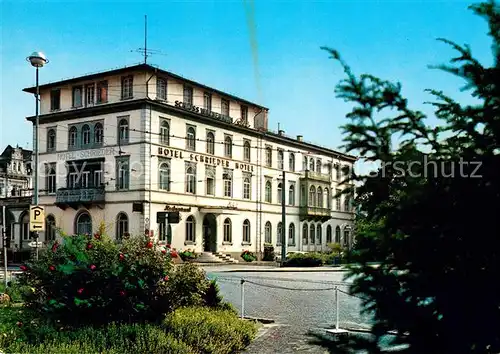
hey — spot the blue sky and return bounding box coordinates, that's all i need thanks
[0,0,493,163]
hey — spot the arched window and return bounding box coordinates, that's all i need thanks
[288,223,295,245]
[243,177,251,199]
[309,224,315,244]
[242,219,251,243]
[224,136,232,158]
[116,213,129,241]
[243,141,251,161]
[344,194,350,212]
[47,129,56,151]
[316,159,322,173]
[186,127,196,151]
[309,186,316,206]
[82,124,91,145]
[288,184,295,206]
[186,166,196,194]
[20,212,30,241]
[303,156,307,171]
[118,119,129,142]
[186,215,196,242]
[160,120,170,145]
[223,218,232,242]
[68,126,77,148]
[75,211,92,235]
[94,123,103,144]
[265,147,272,167]
[309,158,315,172]
[289,153,295,171]
[265,181,272,203]
[159,161,170,191]
[277,222,283,245]
[46,215,56,241]
[46,165,56,194]
[206,132,215,154]
[325,188,331,209]
[302,223,308,245]
[335,226,341,243]
[265,221,272,243]
[277,150,284,170]
[317,186,323,208]
[316,224,322,244]
[277,183,283,204]
[326,225,332,244]
[344,229,350,247]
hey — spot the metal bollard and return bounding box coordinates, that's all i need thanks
[240,279,245,319]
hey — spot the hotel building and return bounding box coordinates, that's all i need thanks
[22,63,356,259]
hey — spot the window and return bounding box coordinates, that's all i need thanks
[344,194,350,212]
[82,124,91,145]
[265,147,272,167]
[317,187,323,208]
[116,213,128,241]
[97,81,108,104]
[116,157,130,190]
[309,158,315,172]
[277,150,284,170]
[242,219,251,243]
[316,159,322,173]
[118,118,129,143]
[326,225,332,244]
[205,165,215,195]
[86,84,95,106]
[159,160,171,191]
[243,140,251,162]
[157,78,167,100]
[75,212,92,235]
[302,223,308,245]
[288,223,295,245]
[183,85,193,105]
[221,98,230,116]
[288,184,295,206]
[289,153,295,171]
[159,223,172,243]
[81,170,90,188]
[121,75,133,99]
[309,224,315,244]
[224,135,232,158]
[303,156,307,171]
[68,172,78,188]
[47,129,56,151]
[336,189,342,210]
[50,89,60,111]
[241,105,248,123]
[186,215,196,242]
[335,226,341,243]
[325,188,331,209]
[265,181,272,203]
[277,222,283,245]
[185,163,196,194]
[223,218,232,243]
[46,164,56,194]
[277,183,283,204]
[186,126,196,151]
[159,119,170,145]
[223,168,232,197]
[72,86,83,107]
[243,175,251,199]
[335,164,341,181]
[21,212,30,241]
[206,132,215,154]
[316,224,322,244]
[68,126,78,148]
[203,92,212,111]
[46,215,56,241]
[344,230,350,247]
[309,186,316,206]
[265,221,272,243]
[94,123,103,145]
[93,170,103,187]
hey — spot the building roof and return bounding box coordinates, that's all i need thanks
[22,63,269,110]
[0,145,32,161]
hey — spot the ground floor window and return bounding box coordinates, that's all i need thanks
[116,213,129,241]
[223,218,232,243]
[46,215,56,241]
[186,215,195,242]
[159,222,172,243]
[75,212,92,235]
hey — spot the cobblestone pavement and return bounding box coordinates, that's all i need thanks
[206,270,373,353]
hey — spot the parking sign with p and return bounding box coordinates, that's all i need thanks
[30,205,45,232]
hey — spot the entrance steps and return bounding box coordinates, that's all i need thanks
[195,252,239,263]
[213,252,239,263]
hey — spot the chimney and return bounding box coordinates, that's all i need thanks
[278,130,284,136]
[297,135,303,142]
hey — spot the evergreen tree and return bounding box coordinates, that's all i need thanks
[322,1,500,352]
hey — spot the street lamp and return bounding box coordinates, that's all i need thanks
[26,51,48,260]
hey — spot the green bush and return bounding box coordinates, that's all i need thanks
[284,252,323,267]
[178,249,198,262]
[0,280,29,303]
[163,307,257,354]
[263,243,275,261]
[241,250,256,262]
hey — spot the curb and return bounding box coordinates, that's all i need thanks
[215,267,346,273]
[243,316,275,324]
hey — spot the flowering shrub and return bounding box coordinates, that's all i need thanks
[15,233,222,327]
[240,250,256,262]
[178,249,198,262]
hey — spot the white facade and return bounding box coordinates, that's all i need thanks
[23,64,356,258]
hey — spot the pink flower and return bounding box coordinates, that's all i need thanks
[20,265,27,271]
[89,264,96,271]
[161,249,167,255]
[119,290,126,297]
[86,243,93,250]
[164,275,169,281]
[77,288,84,294]
[119,253,125,260]
[49,265,56,271]
[94,233,101,240]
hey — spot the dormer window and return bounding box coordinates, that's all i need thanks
[121,75,133,100]
[157,78,167,100]
[50,89,60,111]
[72,86,83,107]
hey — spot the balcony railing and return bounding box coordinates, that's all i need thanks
[55,187,105,205]
[299,206,331,220]
[301,170,331,183]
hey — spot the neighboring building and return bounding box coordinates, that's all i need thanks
[0,145,33,262]
[22,63,356,259]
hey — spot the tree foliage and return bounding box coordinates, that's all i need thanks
[322,1,500,352]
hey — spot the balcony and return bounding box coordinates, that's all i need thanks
[299,206,331,221]
[55,187,105,209]
[301,170,331,183]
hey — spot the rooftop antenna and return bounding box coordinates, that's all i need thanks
[131,15,167,64]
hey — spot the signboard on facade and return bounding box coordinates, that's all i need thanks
[174,101,233,124]
[29,205,45,232]
[57,147,115,161]
[164,205,191,212]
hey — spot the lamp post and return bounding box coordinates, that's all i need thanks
[27,52,48,261]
